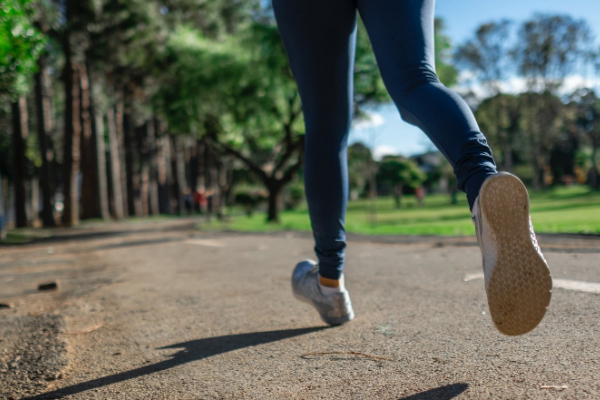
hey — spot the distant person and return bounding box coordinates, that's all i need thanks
[183,189,194,214]
[194,187,208,214]
[273,0,552,335]
[415,187,425,206]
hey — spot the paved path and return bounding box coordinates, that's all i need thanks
[1,220,600,399]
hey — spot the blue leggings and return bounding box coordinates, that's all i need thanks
[272,0,497,280]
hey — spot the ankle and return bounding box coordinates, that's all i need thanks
[318,274,345,296]
[319,275,341,288]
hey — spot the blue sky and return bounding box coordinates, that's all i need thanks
[349,0,600,159]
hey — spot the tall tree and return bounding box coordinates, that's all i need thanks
[11,98,29,227]
[512,15,592,188]
[455,21,516,170]
[519,91,566,188]
[512,14,593,94]
[1,0,45,227]
[475,93,521,171]
[455,20,513,95]
[570,88,600,189]
[34,54,56,226]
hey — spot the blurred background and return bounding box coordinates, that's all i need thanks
[1,0,600,240]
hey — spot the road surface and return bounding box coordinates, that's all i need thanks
[1,219,599,399]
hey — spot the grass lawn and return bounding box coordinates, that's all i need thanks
[201,185,600,236]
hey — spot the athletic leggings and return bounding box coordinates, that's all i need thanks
[272,0,497,280]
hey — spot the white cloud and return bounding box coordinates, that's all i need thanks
[372,145,398,161]
[457,72,600,98]
[560,76,600,95]
[352,112,385,131]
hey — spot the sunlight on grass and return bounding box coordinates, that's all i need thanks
[199,186,600,236]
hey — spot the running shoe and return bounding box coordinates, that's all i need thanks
[472,172,552,335]
[291,260,354,325]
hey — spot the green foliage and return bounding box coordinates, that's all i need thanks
[233,185,267,217]
[347,142,375,197]
[0,0,46,100]
[454,19,512,93]
[434,18,458,87]
[513,14,593,93]
[475,93,522,166]
[377,156,426,189]
[354,20,389,108]
[284,180,305,210]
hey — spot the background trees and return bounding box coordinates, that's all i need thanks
[2,2,600,231]
[456,14,599,190]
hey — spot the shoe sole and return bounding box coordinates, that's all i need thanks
[293,292,355,326]
[479,173,552,336]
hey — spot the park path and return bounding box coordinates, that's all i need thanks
[1,219,600,399]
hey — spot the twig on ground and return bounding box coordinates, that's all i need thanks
[540,385,568,390]
[64,324,103,335]
[300,351,396,362]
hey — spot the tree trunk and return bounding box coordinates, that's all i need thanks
[189,141,199,196]
[79,63,101,220]
[62,56,82,226]
[11,98,29,228]
[266,181,283,223]
[31,178,40,225]
[115,99,128,217]
[197,140,205,192]
[170,135,186,215]
[94,113,110,219]
[107,107,125,220]
[503,142,513,172]
[0,172,5,239]
[531,155,541,190]
[34,57,56,227]
[123,99,138,217]
[136,122,150,216]
[218,160,233,215]
[204,141,214,215]
[157,131,172,214]
[148,119,160,215]
[394,185,402,209]
[590,139,599,190]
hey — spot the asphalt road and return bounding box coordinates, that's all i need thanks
[1,219,599,399]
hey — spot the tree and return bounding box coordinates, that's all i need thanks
[434,18,459,88]
[511,14,592,188]
[456,21,518,171]
[347,142,375,200]
[0,0,46,100]
[158,23,306,222]
[475,93,521,171]
[455,20,513,96]
[570,88,600,189]
[377,156,426,209]
[0,0,46,227]
[519,91,566,188]
[512,14,593,94]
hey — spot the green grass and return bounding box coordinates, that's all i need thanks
[2,228,53,244]
[201,186,600,236]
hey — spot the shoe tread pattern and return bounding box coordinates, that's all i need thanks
[480,174,552,336]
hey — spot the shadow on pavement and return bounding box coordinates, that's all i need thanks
[23,327,328,399]
[398,383,468,400]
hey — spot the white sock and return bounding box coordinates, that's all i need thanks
[319,275,345,296]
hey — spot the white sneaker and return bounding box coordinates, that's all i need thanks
[472,173,552,336]
[291,260,354,325]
